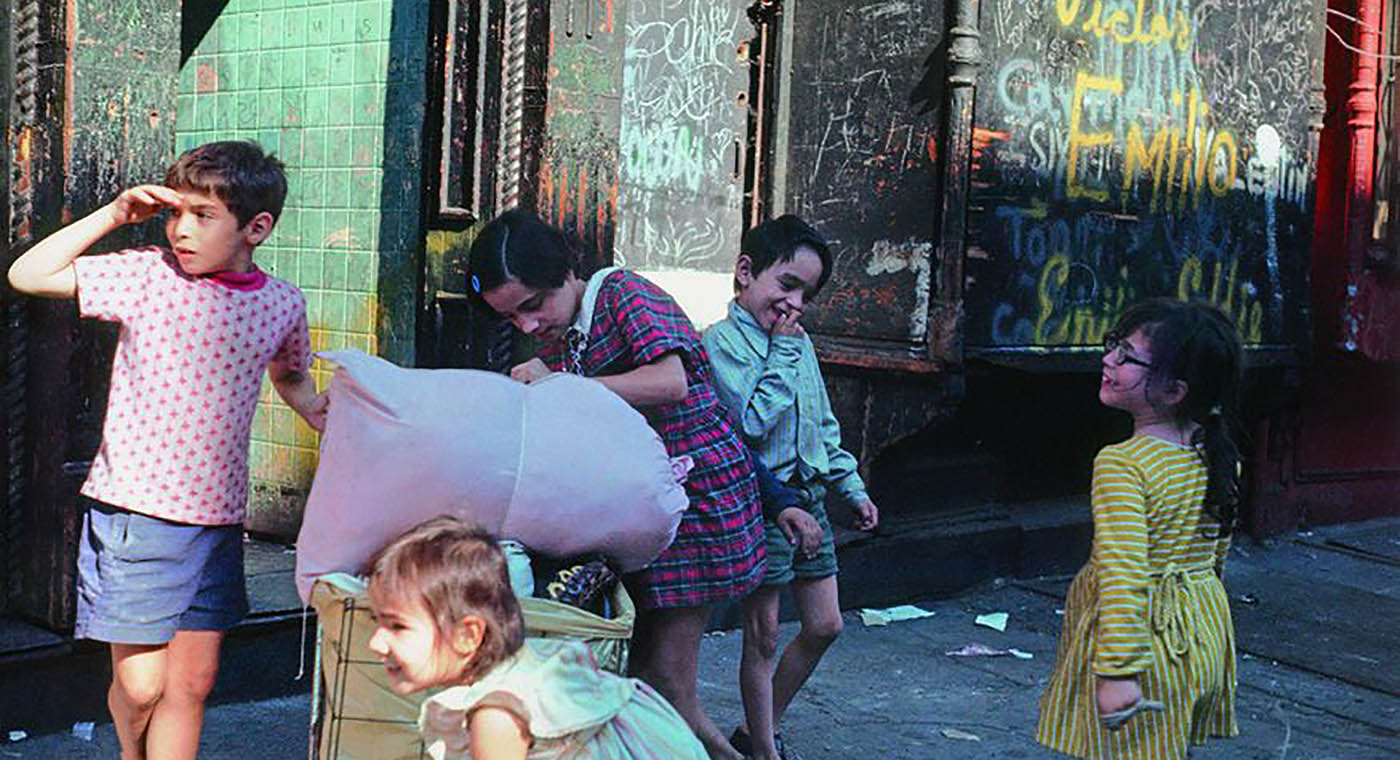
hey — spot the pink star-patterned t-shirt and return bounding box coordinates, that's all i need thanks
[73,246,312,526]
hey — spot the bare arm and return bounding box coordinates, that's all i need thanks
[512,352,688,408]
[268,363,327,432]
[592,352,688,407]
[468,707,530,760]
[7,185,182,298]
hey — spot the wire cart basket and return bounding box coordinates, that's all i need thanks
[307,577,634,760]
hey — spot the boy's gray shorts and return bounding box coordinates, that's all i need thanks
[760,481,838,586]
[75,498,249,645]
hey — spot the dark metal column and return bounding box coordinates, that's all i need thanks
[1,0,26,615]
[930,0,982,363]
[7,0,179,629]
[5,0,60,624]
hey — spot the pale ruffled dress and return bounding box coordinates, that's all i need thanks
[419,638,708,759]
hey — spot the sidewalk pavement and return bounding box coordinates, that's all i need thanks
[6,517,1400,759]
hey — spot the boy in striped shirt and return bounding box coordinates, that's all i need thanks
[702,215,878,760]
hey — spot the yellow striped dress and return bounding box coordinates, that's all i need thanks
[1036,436,1238,759]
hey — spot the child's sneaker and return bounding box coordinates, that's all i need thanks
[729,727,793,760]
[728,727,753,758]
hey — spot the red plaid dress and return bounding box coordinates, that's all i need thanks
[539,270,765,609]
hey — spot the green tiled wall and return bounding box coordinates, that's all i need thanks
[178,1,428,534]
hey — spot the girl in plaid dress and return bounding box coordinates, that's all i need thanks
[468,209,764,760]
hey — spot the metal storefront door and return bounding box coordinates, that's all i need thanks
[768,0,968,371]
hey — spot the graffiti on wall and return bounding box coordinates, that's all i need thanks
[539,1,624,267]
[615,0,750,271]
[782,0,946,343]
[966,0,1322,348]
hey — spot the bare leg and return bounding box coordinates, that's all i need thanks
[770,575,842,725]
[636,607,742,760]
[144,630,224,760]
[739,586,784,760]
[109,643,168,760]
[626,604,654,679]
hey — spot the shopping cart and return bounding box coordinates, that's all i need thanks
[306,574,634,760]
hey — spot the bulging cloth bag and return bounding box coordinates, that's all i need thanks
[294,349,688,602]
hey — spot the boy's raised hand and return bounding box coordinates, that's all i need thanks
[8,183,184,298]
[852,498,879,531]
[109,184,183,226]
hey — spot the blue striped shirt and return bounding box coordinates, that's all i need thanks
[702,300,868,506]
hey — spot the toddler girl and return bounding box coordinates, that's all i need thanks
[367,515,709,760]
[1036,298,1242,759]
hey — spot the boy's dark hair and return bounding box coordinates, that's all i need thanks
[164,140,288,227]
[366,515,525,684]
[467,208,586,295]
[737,214,834,295]
[1107,298,1244,536]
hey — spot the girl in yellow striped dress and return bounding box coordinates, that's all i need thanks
[1037,299,1243,760]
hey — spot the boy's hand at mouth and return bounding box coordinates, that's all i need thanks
[771,309,806,338]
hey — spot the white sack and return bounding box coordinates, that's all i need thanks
[294,350,688,602]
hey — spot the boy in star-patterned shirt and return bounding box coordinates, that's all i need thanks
[8,140,324,759]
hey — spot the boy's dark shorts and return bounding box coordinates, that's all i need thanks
[75,498,248,645]
[761,481,837,586]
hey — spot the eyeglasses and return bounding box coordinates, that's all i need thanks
[1103,336,1153,369]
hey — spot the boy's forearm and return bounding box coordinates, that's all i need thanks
[740,335,804,435]
[271,369,319,419]
[741,387,796,438]
[7,202,121,297]
[832,472,869,506]
[739,366,801,436]
[704,331,796,436]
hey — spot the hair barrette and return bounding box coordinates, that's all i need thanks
[470,274,481,294]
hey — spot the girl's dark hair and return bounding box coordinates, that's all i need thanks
[1108,298,1245,535]
[467,209,585,295]
[738,214,834,295]
[366,516,525,683]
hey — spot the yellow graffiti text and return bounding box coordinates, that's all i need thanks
[1206,130,1238,197]
[1032,254,1263,346]
[1123,124,1169,203]
[1033,254,1132,344]
[1066,72,1123,203]
[1056,0,1191,51]
[1177,256,1263,342]
[1066,75,1239,208]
